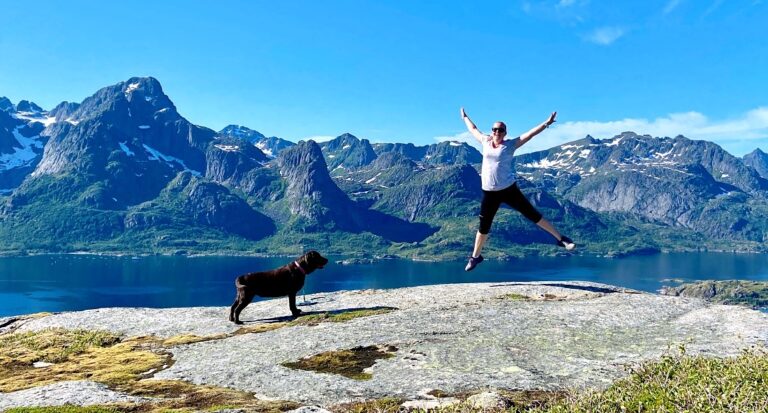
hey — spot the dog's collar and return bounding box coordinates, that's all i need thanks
[293,261,307,276]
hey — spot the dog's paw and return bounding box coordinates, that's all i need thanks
[234,320,244,325]
[291,310,303,317]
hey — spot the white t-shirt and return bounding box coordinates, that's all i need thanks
[481,136,519,191]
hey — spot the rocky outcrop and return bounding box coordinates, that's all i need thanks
[206,137,268,182]
[3,281,767,409]
[49,101,81,122]
[277,141,436,241]
[277,140,364,231]
[660,280,768,309]
[744,148,768,179]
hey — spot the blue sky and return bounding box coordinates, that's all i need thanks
[1,0,766,155]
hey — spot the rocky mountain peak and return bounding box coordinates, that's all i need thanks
[49,101,81,122]
[67,76,176,124]
[278,140,330,179]
[320,133,377,170]
[744,148,768,179]
[324,133,360,151]
[28,77,214,209]
[371,151,417,169]
[16,100,44,113]
[275,140,359,228]
[0,97,13,112]
[372,142,428,162]
[218,125,266,142]
[423,141,482,165]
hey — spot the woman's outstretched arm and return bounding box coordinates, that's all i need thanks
[460,107,487,143]
[516,112,557,149]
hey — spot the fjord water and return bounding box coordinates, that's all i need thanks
[2,252,768,317]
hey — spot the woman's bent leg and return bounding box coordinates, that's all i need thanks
[472,232,488,258]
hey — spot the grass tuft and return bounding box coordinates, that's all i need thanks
[0,328,121,365]
[282,345,397,380]
[0,330,169,393]
[498,293,531,301]
[531,347,768,413]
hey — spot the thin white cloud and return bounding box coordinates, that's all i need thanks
[436,107,768,156]
[584,26,626,45]
[663,0,683,14]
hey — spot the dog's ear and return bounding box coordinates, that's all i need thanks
[299,251,314,266]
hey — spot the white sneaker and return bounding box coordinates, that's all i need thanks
[557,236,576,251]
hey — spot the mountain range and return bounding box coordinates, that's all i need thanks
[1,77,766,258]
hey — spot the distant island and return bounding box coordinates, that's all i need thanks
[661,280,768,310]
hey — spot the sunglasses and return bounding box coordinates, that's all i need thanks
[492,127,506,133]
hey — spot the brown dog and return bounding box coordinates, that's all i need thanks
[229,250,329,324]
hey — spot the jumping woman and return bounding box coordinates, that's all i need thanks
[461,107,575,271]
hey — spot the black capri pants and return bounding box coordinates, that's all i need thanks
[478,183,542,234]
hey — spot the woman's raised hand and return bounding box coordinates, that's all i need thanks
[460,107,467,119]
[546,111,557,126]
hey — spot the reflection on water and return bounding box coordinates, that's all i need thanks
[1,252,767,317]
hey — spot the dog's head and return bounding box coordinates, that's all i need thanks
[297,250,329,274]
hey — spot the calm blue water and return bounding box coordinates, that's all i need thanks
[1,252,768,317]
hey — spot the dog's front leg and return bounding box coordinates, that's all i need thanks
[289,294,302,317]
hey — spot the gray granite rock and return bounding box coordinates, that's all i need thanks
[465,391,511,409]
[0,381,151,410]
[5,281,768,408]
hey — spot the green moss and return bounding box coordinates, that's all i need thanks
[120,379,300,412]
[331,397,405,413]
[498,293,531,301]
[291,308,396,326]
[281,345,397,380]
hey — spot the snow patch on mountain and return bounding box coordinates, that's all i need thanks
[0,127,44,171]
[125,83,140,95]
[254,143,273,157]
[119,142,135,157]
[142,144,201,176]
[13,112,56,127]
[365,172,382,184]
[214,144,240,152]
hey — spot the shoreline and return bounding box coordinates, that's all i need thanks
[0,245,765,260]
